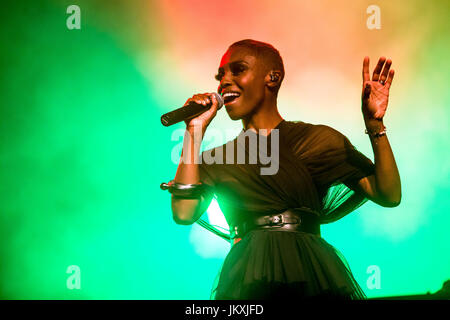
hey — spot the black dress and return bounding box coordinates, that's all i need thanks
[198,120,375,300]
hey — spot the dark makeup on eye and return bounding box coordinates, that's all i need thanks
[215,60,248,81]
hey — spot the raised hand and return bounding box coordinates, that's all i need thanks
[361,56,395,120]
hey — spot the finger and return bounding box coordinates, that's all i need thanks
[199,94,209,106]
[209,93,218,110]
[372,57,386,81]
[379,59,392,84]
[183,98,193,107]
[204,94,211,106]
[210,93,220,112]
[362,56,370,83]
[201,100,218,119]
[199,94,216,117]
[192,94,208,106]
[385,69,395,89]
[362,83,371,103]
[190,95,200,105]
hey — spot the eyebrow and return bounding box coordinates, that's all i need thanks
[217,60,249,73]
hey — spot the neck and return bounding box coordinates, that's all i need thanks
[241,95,283,135]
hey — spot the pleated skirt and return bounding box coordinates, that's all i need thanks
[210,229,366,300]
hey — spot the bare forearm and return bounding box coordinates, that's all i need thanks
[174,129,203,183]
[172,129,205,224]
[365,118,401,205]
[169,93,219,224]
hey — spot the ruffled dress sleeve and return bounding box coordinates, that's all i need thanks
[290,122,375,223]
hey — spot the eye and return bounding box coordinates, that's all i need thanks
[214,64,246,81]
[231,64,245,75]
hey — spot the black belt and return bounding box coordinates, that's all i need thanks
[230,207,321,242]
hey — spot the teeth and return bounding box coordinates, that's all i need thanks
[223,92,240,98]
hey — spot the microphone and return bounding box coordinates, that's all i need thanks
[161,92,224,127]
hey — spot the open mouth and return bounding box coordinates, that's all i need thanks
[222,92,241,104]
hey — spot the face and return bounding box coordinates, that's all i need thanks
[216,47,269,120]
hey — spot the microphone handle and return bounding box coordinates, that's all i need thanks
[161,101,212,127]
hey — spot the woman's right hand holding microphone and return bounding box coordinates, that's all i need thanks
[183,93,221,136]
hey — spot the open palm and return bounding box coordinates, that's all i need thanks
[361,57,395,120]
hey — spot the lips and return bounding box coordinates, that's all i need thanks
[222,92,241,104]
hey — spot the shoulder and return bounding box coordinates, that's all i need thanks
[283,120,348,148]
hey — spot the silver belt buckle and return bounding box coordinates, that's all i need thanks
[270,214,284,226]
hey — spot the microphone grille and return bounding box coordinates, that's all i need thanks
[212,92,224,110]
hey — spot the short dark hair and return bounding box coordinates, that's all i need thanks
[229,39,285,94]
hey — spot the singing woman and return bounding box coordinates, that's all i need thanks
[164,39,401,299]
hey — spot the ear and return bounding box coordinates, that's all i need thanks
[265,70,282,90]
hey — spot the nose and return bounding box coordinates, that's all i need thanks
[219,74,232,94]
